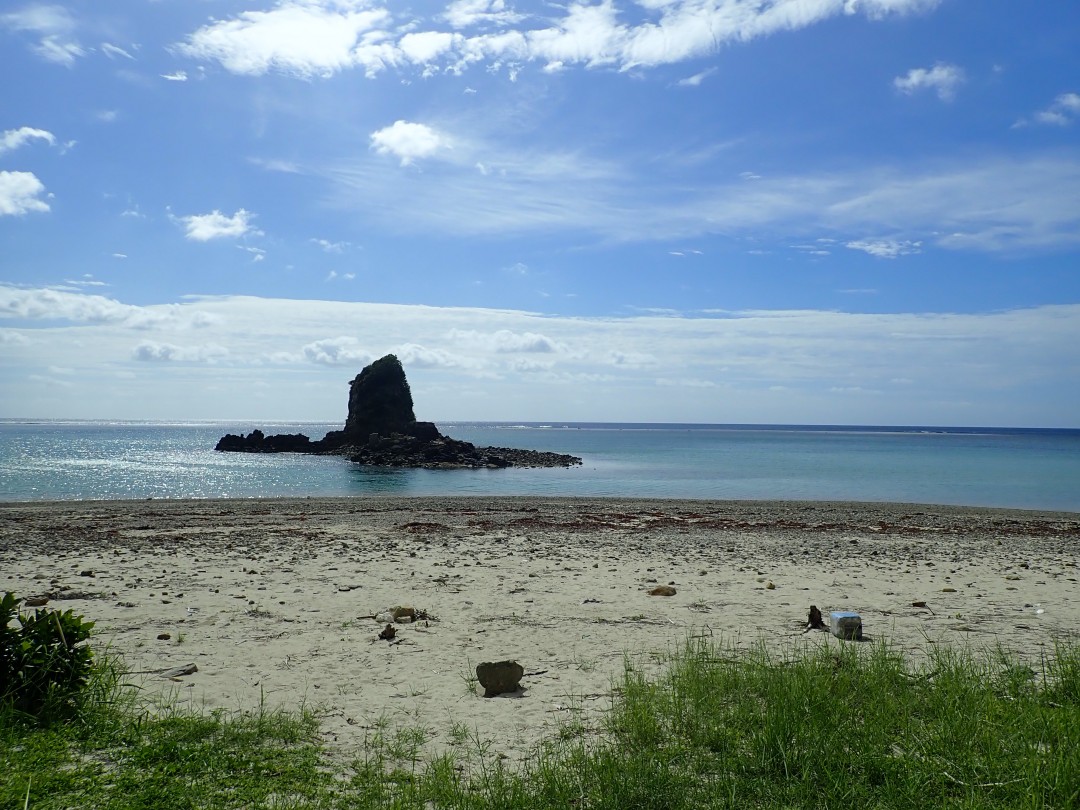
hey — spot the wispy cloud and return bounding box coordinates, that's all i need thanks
[161,70,188,82]
[893,62,964,101]
[1,4,84,65]
[1016,92,1080,127]
[325,142,1080,254]
[677,67,717,87]
[101,42,134,60]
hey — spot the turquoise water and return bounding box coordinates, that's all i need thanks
[0,421,1078,511]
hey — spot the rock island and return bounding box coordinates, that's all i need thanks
[215,354,582,469]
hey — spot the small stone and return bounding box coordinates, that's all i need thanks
[648,585,677,597]
[379,624,397,641]
[391,606,417,622]
[80,570,94,578]
[23,596,49,607]
[942,587,957,593]
[476,660,524,697]
[159,663,197,678]
[157,632,172,640]
[766,581,776,590]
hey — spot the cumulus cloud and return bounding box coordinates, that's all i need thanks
[179,209,259,241]
[301,336,372,366]
[132,341,229,363]
[0,126,56,154]
[396,342,476,368]
[177,2,391,78]
[845,239,922,258]
[176,0,944,78]
[448,328,562,353]
[0,171,50,216]
[370,121,449,166]
[893,62,964,101]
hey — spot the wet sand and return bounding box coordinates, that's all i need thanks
[2,497,1078,760]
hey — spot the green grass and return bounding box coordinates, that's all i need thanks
[3,638,1078,809]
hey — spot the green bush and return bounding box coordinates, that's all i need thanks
[1,592,95,723]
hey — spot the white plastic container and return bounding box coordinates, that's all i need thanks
[830,611,862,640]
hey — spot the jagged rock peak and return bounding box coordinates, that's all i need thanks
[344,354,417,440]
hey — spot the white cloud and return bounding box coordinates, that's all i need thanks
[179,209,259,241]
[0,329,30,346]
[0,126,56,154]
[0,171,51,216]
[448,328,562,353]
[177,2,391,78]
[63,275,107,288]
[606,350,658,367]
[444,1,525,30]
[326,144,1080,253]
[302,336,372,366]
[101,42,134,60]
[132,341,229,363]
[893,62,964,101]
[161,70,188,81]
[677,67,716,87]
[0,284,216,329]
[399,31,458,64]
[177,0,944,78]
[2,289,1077,425]
[311,238,349,253]
[396,342,477,369]
[845,238,922,258]
[1028,92,1080,127]
[656,377,716,388]
[370,120,449,165]
[239,245,266,262]
[1,4,84,65]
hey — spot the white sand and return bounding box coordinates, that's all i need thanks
[2,497,1077,761]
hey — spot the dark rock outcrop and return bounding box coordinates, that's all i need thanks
[215,354,581,469]
[214,430,314,453]
[343,354,417,439]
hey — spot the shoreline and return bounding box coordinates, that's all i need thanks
[3,496,1078,761]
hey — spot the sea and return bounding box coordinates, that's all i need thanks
[0,420,1078,511]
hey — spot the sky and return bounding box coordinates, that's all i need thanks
[1,0,1078,427]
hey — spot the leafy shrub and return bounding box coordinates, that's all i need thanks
[1,592,95,722]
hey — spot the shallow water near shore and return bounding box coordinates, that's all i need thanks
[1,420,1078,510]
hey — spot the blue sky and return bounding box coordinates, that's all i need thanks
[1,0,1078,426]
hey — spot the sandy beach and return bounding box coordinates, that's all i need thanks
[2,497,1078,761]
